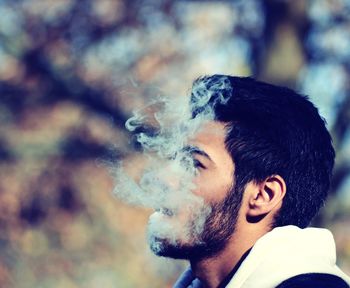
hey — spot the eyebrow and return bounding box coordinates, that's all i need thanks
[182,145,213,162]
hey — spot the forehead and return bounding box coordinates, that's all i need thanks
[188,121,232,164]
[190,121,227,144]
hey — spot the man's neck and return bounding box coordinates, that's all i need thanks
[190,225,268,288]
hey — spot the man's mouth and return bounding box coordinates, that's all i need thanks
[156,208,174,216]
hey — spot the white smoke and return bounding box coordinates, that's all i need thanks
[112,75,232,249]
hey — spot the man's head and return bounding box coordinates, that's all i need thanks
[147,74,335,260]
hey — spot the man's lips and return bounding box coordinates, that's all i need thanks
[155,208,174,216]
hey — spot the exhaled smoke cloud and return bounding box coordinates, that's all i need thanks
[112,75,232,250]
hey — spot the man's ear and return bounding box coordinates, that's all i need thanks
[247,175,286,218]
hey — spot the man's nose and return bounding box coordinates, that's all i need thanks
[156,162,182,191]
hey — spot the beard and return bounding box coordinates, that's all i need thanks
[147,183,243,261]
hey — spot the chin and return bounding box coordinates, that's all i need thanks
[146,211,201,259]
[148,234,208,260]
[147,217,234,261]
[146,201,234,260]
[148,235,187,259]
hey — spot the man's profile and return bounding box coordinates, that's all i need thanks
[114,75,350,288]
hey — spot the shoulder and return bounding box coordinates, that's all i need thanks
[276,273,349,288]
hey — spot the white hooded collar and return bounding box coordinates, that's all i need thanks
[174,225,350,288]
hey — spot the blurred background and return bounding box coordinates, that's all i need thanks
[0,0,350,287]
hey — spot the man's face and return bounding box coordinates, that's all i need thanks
[147,121,243,260]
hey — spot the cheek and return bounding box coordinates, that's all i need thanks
[192,171,233,203]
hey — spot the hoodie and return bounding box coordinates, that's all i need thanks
[174,225,350,288]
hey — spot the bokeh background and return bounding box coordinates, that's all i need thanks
[0,0,350,287]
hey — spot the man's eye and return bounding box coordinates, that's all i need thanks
[193,159,206,169]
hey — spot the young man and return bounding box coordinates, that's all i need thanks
[145,75,350,288]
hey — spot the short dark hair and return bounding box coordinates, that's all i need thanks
[190,75,335,228]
